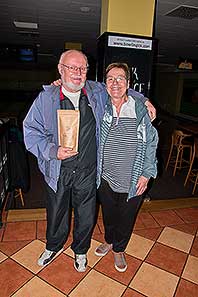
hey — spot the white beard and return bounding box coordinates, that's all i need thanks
[63,80,85,92]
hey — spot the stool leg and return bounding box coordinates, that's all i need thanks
[184,163,192,186]
[173,148,180,176]
[192,174,198,195]
[179,149,183,170]
[189,146,193,162]
[18,189,25,207]
[15,189,25,207]
[185,145,195,187]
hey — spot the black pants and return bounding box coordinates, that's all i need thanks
[98,178,143,252]
[45,165,96,254]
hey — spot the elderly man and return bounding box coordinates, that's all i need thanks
[23,50,155,272]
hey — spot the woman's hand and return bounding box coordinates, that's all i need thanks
[136,176,149,196]
[144,100,156,121]
[51,79,62,86]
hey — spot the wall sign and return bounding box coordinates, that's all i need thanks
[108,36,152,50]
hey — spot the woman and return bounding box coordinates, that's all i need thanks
[95,63,158,272]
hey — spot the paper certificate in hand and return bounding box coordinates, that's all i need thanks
[57,110,80,152]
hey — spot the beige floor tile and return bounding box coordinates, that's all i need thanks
[126,234,154,260]
[157,227,194,253]
[69,270,126,297]
[182,255,198,285]
[0,251,7,263]
[130,262,179,297]
[7,209,46,222]
[64,247,73,257]
[12,276,66,296]
[11,239,46,273]
[64,239,102,267]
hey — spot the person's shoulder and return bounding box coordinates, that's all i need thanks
[37,85,60,100]
[85,80,106,92]
[128,88,144,98]
[128,94,145,108]
[42,84,60,94]
[130,95,148,120]
[33,85,59,109]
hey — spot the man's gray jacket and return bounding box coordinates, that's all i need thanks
[23,81,146,192]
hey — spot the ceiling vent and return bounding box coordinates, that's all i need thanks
[165,5,198,20]
[14,21,39,38]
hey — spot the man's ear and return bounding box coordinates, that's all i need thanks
[58,63,63,76]
[127,80,130,89]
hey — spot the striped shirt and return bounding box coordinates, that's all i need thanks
[102,96,138,193]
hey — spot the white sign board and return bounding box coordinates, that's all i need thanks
[108,36,152,50]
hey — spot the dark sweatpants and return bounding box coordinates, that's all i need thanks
[98,178,143,252]
[45,165,96,254]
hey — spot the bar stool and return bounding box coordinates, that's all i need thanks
[184,138,198,195]
[14,188,25,207]
[165,130,193,176]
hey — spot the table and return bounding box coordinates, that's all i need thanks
[177,123,198,136]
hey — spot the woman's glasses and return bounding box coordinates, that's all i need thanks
[106,75,127,84]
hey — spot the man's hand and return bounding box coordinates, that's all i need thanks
[145,100,156,121]
[51,79,62,86]
[57,146,78,160]
[136,176,149,196]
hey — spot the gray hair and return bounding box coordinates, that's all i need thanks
[59,49,88,66]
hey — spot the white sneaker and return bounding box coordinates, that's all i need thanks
[114,252,127,272]
[95,243,112,257]
[74,254,87,272]
[37,248,63,266]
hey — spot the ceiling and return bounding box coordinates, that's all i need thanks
[0,0,198,67]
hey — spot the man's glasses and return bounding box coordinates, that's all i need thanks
[60,63,89,74]
[106,75,127,84]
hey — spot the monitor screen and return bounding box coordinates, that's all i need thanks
[18,47,36,62]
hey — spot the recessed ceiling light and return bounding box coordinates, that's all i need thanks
[14,21,38,29]
[80,6,90,13]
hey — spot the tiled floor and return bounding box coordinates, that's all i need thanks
[0,204,198,297]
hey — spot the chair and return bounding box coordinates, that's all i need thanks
[165,130,193,176]
[184,138,198,195]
